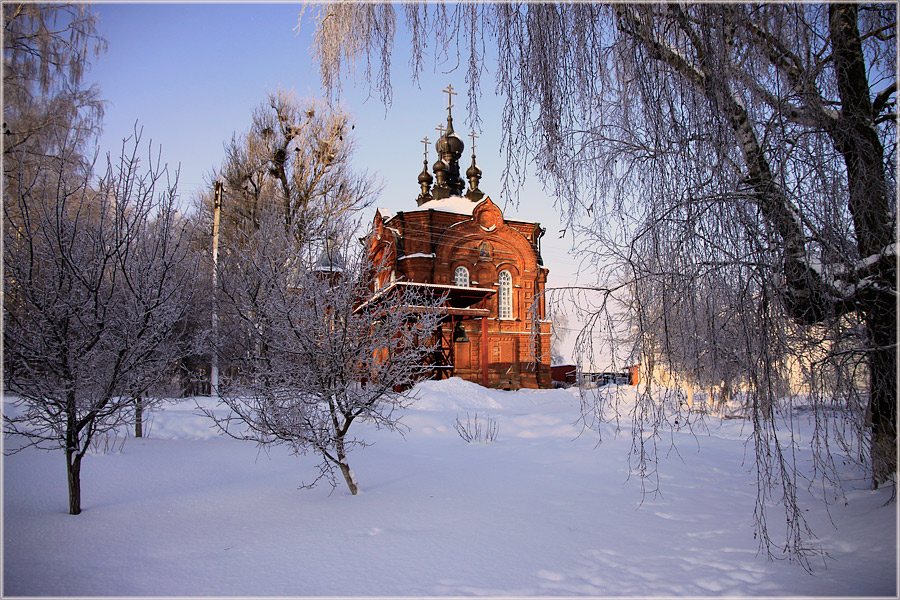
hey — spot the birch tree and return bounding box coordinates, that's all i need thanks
[307,2,897,562]
[204,215,444,495]
[3,3,106,174]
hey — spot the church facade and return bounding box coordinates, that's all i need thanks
[366,87,552,389]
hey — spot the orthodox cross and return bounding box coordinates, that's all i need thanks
[443,84,457,114]
[420,136,430,160]
[435,123,445,139]
[468,131,479,157]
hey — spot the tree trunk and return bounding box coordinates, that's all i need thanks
[338,460,359,496]
[829,4,893,261]
[65,391,83,515]
[134,396,143,438]
[868,308,897,487]
[66,450,82,515]
[335,437,359,495]
[828,5,897,486]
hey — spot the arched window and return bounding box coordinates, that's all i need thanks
[498,270,513,319]
[454,266,470,287]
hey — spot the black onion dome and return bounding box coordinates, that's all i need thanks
[445,132,464,155]
[436,135,450,154]
[436,115,465,156]
[418,163,434,184]
[466,161,482,179]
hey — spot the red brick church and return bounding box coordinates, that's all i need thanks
[366,86,552,389]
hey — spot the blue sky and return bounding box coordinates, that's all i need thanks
[89,3,584,295]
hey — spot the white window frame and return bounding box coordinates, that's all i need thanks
[498,270,513,319]
[454,266,470,287]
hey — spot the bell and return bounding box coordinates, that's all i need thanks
[453,323,470,343]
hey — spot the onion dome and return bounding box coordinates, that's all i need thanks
[465,158,483,201]
[431,156,450,199]
[439,118,465,157]
[433,157,447,176]
[464,130,483,201]
[416,136,434,206]
[416,157,434,206]
[418,160,434,185]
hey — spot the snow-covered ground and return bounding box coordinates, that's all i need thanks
[3,378,896,597]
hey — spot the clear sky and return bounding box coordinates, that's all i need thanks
[89,3,600,364]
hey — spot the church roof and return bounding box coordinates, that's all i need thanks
[405,195,486,215]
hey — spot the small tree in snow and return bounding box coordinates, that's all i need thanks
[4,131,199,515]
[205,216,444,495]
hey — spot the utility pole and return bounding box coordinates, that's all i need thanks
[211,181,222,397]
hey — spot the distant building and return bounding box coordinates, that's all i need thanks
[580,366,640,387]
[551,364,577,387]
[365,86,552,389]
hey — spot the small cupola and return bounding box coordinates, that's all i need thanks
[465,131,483,201]
[416,136,434,206]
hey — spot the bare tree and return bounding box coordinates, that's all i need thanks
[3,2,199,515]
[204,215,445,495]
[306,2,896,563]
[200,90,378,246]
[4,128,200,515]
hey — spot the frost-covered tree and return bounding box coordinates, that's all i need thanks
[306,2,896,563]
[3,2,199,515]
[204,215,445,495]
[196,90,381,384]
[4,131,200,515]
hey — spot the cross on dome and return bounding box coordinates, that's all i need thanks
[443,84,457,115]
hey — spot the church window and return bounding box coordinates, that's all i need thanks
[498,270,513,319]
[454,266,470,287]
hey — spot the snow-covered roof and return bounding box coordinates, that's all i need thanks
[411,195,485,215]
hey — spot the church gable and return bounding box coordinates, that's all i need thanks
[434,198,545,331]
[472,196,502,231]
[436,198,541,278]
[366,210,400,290]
